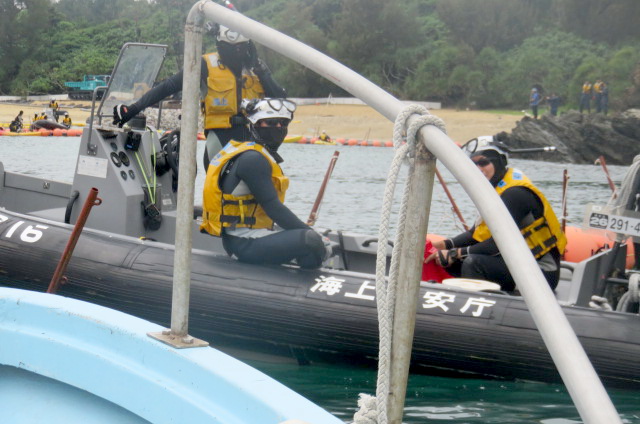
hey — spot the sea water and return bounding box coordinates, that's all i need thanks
[1,137,639,423]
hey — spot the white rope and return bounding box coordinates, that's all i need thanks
[353,104,445,424]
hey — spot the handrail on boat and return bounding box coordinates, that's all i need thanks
[171,2,622,423]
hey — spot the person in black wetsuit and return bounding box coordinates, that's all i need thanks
[112,24,286,170]
[425,144,567,291]
[199,98,330,269]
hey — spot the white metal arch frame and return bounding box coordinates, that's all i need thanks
[171,1,621,423]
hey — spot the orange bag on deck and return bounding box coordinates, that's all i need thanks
[421,240,453,283]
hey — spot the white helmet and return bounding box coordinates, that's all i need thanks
[242,98,296,124]
[217,25,249,45]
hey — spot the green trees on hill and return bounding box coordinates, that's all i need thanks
[1,0,639,111]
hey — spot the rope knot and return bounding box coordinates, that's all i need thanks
[392,104,446,157]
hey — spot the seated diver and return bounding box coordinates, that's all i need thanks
[62,113,72,128]
[319,130,331,142]
[425,144,567,291]
[200,98,331,269]
[9,110,23,132]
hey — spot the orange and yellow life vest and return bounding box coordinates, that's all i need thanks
[200,140,289,236]
[202,53,265,130]
[472,168,567,258]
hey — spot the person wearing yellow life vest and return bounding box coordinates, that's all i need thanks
[200,98,331,269]
[62,113,72,128]
[112,24,285,171]
[425,144,567,291]
[319,130,331,142]
[580,80,592,114]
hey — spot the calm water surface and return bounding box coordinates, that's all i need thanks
[1,136,639,423]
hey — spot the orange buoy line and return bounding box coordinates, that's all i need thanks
[0,128,83,137]
[292,136,394,147]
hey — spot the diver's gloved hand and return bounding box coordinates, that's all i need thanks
[252,58,270,75]
[318,233,338,261]
[112,104,135,128]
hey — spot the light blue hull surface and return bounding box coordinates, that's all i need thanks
[0,287,342,424]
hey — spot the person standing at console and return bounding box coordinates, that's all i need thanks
[113,24,286,170]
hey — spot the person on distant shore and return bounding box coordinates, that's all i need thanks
[600,82,609,116]
[425,144,566,292]
[9,110,23,132]
[546,92,561,116]
[112,24,286,171]
[200,98,330,269]
[593,80,604,113]
[62,112,72,128]
[529,88,541,119]
[579,81,592,114]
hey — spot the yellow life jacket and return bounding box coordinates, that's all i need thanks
[582,83,592,94]
[63,117,71,126]
[200,140,289,236]
[472,168,566,258]
[202,53,265,130]
[593,82,603,94]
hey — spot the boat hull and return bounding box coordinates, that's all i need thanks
[0,208,638,389]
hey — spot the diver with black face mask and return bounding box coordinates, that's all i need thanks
[112,23,286,171]
[200,98,332,269]
[425,143,567,292]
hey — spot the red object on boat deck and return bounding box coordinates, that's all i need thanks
[422,239,453,282]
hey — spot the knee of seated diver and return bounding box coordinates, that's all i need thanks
[304,230,327,258]
[459,255,485,279]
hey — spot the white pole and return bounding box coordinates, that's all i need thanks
[388,147,436,423]
[194,3,621,422]
[170,2,205,339]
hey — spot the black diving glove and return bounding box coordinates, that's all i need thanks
[113,104,136,128]
[252,58,270,76]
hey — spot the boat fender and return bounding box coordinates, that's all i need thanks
[64,190,80,224]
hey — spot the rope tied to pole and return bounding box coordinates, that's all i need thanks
[353,105,445,424]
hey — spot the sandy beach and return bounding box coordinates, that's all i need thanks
[0,100,522,142]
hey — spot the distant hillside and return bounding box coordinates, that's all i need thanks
[1,0,639,111]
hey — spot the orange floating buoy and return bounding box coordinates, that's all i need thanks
[310,137,318,144]
[359,140,369,146]
[336,138,346,145]
[372,140,382,147]
[53,129,63,137]
[297,137,307,144]
[39,129,52,136]
[563,226,635,269]
[384,141,393,147]
[347,139,358,146]
[69,129,82,137]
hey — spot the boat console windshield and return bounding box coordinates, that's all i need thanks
[95,43,167,125]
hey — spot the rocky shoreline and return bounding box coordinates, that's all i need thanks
[495,109,640,165]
